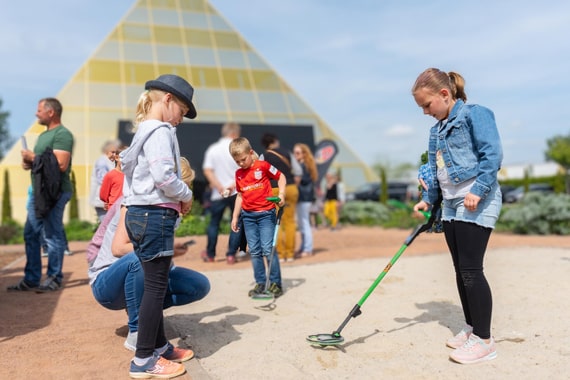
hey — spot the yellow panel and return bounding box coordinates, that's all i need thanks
[214,32,241,49]
[149,0,177,9]
[222,69,251,90]
[251,71,280,91]
[124,63,156,84]
[179,0,211,12]
[157,64,186,76]
[88,61,122,82]
[185,30,212,47]
[191,67,221,87]
[154,26,183,44]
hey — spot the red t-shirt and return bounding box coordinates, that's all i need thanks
[235,160,281,212]
[99,169,125,208]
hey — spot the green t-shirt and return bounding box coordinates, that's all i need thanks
[33,125,74,193]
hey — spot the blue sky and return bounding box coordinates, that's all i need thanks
[1,0,569,167]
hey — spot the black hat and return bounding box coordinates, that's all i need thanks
[145,74,197,119]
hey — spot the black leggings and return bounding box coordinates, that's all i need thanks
[136,256,172,358]
[443,220,493,339]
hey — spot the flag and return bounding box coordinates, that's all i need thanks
[314,139,339,187]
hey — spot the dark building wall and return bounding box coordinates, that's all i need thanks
[118,121,314,205]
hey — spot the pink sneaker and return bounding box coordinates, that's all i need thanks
[449,334,497,364]
[446,325,472,349]
[161,343,194,363]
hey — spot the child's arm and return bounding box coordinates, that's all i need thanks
[277,173,286,207]
[111,206,134,257]
[231,193,243,232]
[99,173,112,204]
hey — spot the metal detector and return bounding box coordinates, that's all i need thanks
[306,200,441,346]
[251,197,285,301]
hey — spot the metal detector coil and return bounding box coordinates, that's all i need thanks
[306,197,442,346]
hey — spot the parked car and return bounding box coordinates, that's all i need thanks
[346,181,410,202]
[503,183,554,203]
[500,184,517,203]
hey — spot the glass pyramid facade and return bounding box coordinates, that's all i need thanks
[1,0,376,223]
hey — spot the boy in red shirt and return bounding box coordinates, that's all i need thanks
[229,137,286,297]
[99,146,126,210]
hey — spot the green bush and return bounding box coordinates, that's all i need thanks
[498,192,570,235]
[0,219,24,244]
[340,201,390,225]
[175,214,209,236]
[65,219,98,241]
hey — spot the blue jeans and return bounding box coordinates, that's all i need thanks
[23,191,71,285]
[91,253,210,333]
[296,201,313,253]
[125,205,177,358]
[242,209,281,286]
[206,195,243,258]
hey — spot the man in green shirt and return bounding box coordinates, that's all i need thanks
[7,98,74,292]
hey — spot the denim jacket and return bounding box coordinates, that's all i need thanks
[426,99,502,203]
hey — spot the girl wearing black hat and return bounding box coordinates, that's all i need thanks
[120,74,197,379]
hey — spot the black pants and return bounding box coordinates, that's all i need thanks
[136,256,172,358]
[443,220,493,339]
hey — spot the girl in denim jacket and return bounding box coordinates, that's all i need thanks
[412,68,503,365]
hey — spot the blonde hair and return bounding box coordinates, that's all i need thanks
[229,137,253,158]
[294,143,318,182]
[134,89,167,127]
[180,157,195,188]
[412,68,467,102]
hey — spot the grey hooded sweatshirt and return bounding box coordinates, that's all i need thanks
[120,120,192,207]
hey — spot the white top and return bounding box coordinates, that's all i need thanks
[202,137,240,201]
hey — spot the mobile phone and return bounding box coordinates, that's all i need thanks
[21,136,27,150]
[182,239,196,248]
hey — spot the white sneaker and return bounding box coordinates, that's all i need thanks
[446,325,473,349]
[449,334,497,364]
[64,249,73,256]
[237,250,248,258]
[124,331,138,351]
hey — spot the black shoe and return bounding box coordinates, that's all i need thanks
[36,276,61,293]
[248,283,265,297]
[7,279,38,292]
[268,283,283,298]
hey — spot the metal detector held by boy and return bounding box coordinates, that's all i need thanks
[251,197,284,301]
[306,201,441,346]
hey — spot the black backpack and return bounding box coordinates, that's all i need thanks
[32,147,62,218]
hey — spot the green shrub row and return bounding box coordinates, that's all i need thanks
[1,194,570,245]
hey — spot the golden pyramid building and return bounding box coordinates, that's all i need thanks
[1,0,376,223]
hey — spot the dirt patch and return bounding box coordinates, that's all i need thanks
[1,227,568,379]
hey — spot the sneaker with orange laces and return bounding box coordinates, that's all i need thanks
[161,343,195,363]
[446,325,472,349]
[449,334,497,364]
[129,353,185,379]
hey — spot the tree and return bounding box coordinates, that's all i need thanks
[0,97,13,161]
[2,170,12,224]
[545,134,570,193]
[69,170,79,221]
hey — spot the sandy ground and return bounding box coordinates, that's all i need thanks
[1,226,570,380]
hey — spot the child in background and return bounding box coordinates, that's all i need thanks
[417,151,443,233]
[229,137,286,298]
[323,172,340,230]
[120,74,197,379]
[99,145,126,210]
